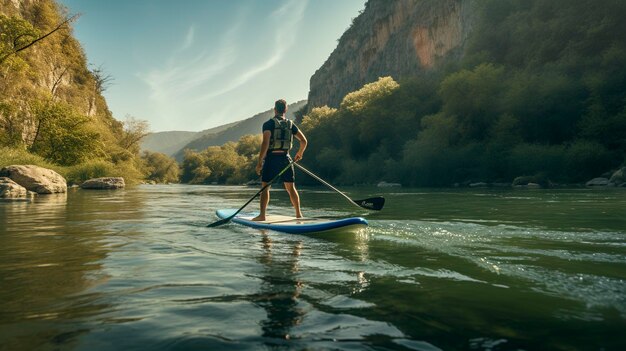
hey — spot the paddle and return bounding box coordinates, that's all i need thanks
[207,160,295,228]
[294,163,385,211]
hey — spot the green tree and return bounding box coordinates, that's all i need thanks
[28,100,101,165]
[439,64,505,141]
[340,76,399,113]
[142,151,180,183]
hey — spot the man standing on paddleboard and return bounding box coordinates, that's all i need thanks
[252,99,308,221]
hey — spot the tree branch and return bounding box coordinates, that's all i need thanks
[0,13,80,64]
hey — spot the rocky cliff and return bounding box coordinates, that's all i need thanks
[308,0,475,109]
[1,0,127,152]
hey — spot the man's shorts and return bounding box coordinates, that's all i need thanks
[261,153,294,183]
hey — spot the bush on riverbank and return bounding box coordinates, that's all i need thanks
[180,135,261,185]
[142,151,179,184]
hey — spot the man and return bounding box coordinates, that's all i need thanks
[252,99,307,221]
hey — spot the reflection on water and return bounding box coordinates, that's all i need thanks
[256,232,304,341]
[0,185,624,350]
[0,190,144,351]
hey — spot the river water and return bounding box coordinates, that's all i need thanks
[1,185,625,350]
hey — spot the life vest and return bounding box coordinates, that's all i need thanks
[269,117,293,152]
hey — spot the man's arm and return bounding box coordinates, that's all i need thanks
[293,130,307,162]
[256,130,271,175]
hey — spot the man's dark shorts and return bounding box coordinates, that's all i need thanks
[262,153,294,183]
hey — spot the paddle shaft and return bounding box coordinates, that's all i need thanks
[294,163,370,210]
[207,160,294,227]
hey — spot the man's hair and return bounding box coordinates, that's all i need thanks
[275,99,287,115]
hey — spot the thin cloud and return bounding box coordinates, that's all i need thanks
[195,0,309,101]
[181,25,195,51]
[140,18,242,101]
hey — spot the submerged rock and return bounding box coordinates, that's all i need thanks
[0,177,29,198]
[586,177,609,187]
[377,181,401,188]
[609,167,626,187]
[0,165,67,194]
[81,177,125,190]
[512,175,550,188]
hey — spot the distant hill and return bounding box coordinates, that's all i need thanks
[172,100,307,161]
[140,121,239,156]
[141,131,198,156]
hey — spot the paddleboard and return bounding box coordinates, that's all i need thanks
[215,209,368,234]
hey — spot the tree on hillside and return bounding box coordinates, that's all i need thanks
[119,116,150,155]
[0,13,78,65]
[28,99,101,165]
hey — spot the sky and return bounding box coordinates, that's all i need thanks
[58,0,366,132]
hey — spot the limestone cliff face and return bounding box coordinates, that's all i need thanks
[308,0,475,109]
[1,0,118,142]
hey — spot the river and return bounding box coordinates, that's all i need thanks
[1,185,625,350]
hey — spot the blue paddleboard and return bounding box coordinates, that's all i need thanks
[215,209,368,234]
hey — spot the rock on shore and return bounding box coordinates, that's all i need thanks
[0,177,29,198]
[609,167,626,187]
[0,165,67,194]
[586,177,610,187]
[81,177,125,190]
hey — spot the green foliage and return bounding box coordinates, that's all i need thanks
[0,14,39,65]
[119,116,150,155]
[181,134,261,185]
[340,76,399,113]
[64,159,116,185]
[300,106,338,133]
[28,100,102,166]
[439,64,505,141]
[235,134,262,159]
[295,0,626,186]
[0,146,62,173]
[142,151,179,184]
[0,2,147,184]
[0,100,25,147]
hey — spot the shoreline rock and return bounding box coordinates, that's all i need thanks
[586,177,610,187]
[377,181,402,188]
[608,167,625,187]
[0,165,67,194]
[81,177,125,190]
[0,177,29,198]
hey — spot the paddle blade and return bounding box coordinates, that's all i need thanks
[354,196,385,211]
[206,217,232,228]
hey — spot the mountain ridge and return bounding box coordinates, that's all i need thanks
[141,100,307,159]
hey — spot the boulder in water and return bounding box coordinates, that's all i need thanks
[0,177,29,198]
[609,167,626,187]
[377,181,401,188]
[0,165,67,194]
[81,177,125,190]
[585,177,609,187]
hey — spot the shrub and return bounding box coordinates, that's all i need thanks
[64,159,116,185]
[0,146,64,174]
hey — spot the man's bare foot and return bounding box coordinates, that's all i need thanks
[252,215,266,221]
[295,213,303,218]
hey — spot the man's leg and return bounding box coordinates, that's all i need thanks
[252,182,270,221]
[283,182,302,218]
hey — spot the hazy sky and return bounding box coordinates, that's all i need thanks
[59,0,366,132]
